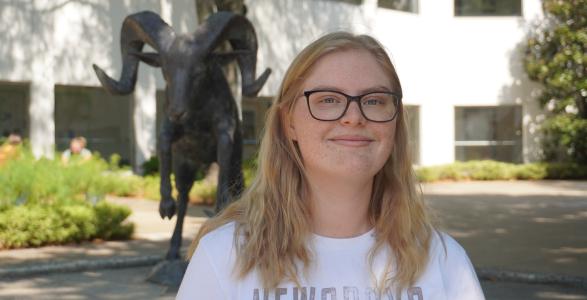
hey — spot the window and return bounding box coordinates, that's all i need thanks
[242,110,257,145]
[455,106,522,163]
[320,0,363,5]
[241,96,273,159]
[454,0,521,16]
[0,82,28,139]
[55,85,133,165]
[378,0,418,13]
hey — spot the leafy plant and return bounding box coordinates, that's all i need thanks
[0,201,133,249]
[524,0,587,163]
[0,147,135,248]
[416,160,586,182]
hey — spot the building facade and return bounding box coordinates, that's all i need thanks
[0,0,545,170]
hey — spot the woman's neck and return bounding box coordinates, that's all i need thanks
[306,172,373,238]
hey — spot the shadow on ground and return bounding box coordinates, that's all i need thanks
[426,194,587,277]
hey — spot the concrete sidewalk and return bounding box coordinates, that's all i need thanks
[0,197,208,275]
[0,180,586,299]
[422,180,587,279]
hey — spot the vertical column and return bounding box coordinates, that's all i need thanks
[419,0,453,19]
[29,73,55,159]
[523,90,543,163]
[133,68,157,173]
[29,0,55,159]
[160,0,172,23]
[420,103,454,166]
[361,0,378,32]
[523,0,544,21]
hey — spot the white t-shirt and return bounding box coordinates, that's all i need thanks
[177,222,485,300]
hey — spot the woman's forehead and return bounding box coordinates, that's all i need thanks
[300,49,394,93]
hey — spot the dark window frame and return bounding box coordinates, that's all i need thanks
[55,84,134,166]
[454,0,522,17]
[0,81,29,139]
[454,105,523,163]
[320,0,363,5]
[378,0,419,14]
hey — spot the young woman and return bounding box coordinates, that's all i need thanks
[177,32,485,299]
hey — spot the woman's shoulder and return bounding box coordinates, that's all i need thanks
[198,221,238,251]
[429,230,470,263]
[191,221,239,277]
[425,231,485,298]
[179,223,239,299]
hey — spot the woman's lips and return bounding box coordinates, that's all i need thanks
[328,135,374,147]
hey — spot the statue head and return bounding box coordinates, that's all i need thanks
[93,11,270,122]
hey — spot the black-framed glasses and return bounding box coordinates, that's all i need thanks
[303,89,401,123]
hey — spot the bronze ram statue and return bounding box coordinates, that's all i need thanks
[93,10,270,263]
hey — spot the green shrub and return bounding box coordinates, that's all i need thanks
[190,180,217,204]
[0,151,113,206]
[141,156,159,176]
[0,147,135,248]
[416,161,504,182]
[463,161,515,180]
[541,115,587,164]
[416,166,442,183]
[513,163,548,180]
[0,201,133,249]
[416,160,586,182]
[0,205,60,248]
[543,163,587,179]
[57,204,98,242]
[134,159,258,204]
[524,0,587,164]
[139,175,161,200]
[101,171,144,197]
[94,201,135,240]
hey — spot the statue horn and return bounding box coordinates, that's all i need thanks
[93,11,176,95]
[195,11,271,97]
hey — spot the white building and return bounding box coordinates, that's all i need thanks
[0,0,545,170]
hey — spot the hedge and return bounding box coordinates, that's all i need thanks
[0,149,135,248]
[416,160,587,182]
[0,201,134,249]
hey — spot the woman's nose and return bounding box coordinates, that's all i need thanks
[340,101,366,125]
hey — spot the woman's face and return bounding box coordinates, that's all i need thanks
[288,48,397,181]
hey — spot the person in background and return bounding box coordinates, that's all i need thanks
[0,133,23,165]
[61,136,92,163]
[177,32,485,299]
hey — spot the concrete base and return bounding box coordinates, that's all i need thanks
[146,259,188,287]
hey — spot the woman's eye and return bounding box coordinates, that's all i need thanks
[321,97,339,104]
[364,99,382,105]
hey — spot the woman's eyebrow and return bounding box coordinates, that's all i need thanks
[305,85,393,94]
[358,85,393,94]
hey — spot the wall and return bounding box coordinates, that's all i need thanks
[0,0,197,168]
[246,0,545,165]
[0,0,548,167]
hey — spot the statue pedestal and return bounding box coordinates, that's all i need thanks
[147,259,189,287]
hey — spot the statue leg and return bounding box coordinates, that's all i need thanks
[159,119,177,219]
[166,160,196,260]
[215,121,236,213]
[229,120,244,197]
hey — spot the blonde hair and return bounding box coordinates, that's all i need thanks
[188,32,433,295]
[71,136,87,147]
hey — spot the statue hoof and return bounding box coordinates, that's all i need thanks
[159,200,177,219]
[146,259,188,287]
[204,209,216,217]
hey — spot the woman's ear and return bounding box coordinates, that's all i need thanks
[282,110,298,141]
[287,123,298,141]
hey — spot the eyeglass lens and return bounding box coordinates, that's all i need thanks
[307,91,398,122]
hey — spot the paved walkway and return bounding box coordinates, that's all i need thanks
[423,180,587,278]
[0,180,586,299]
